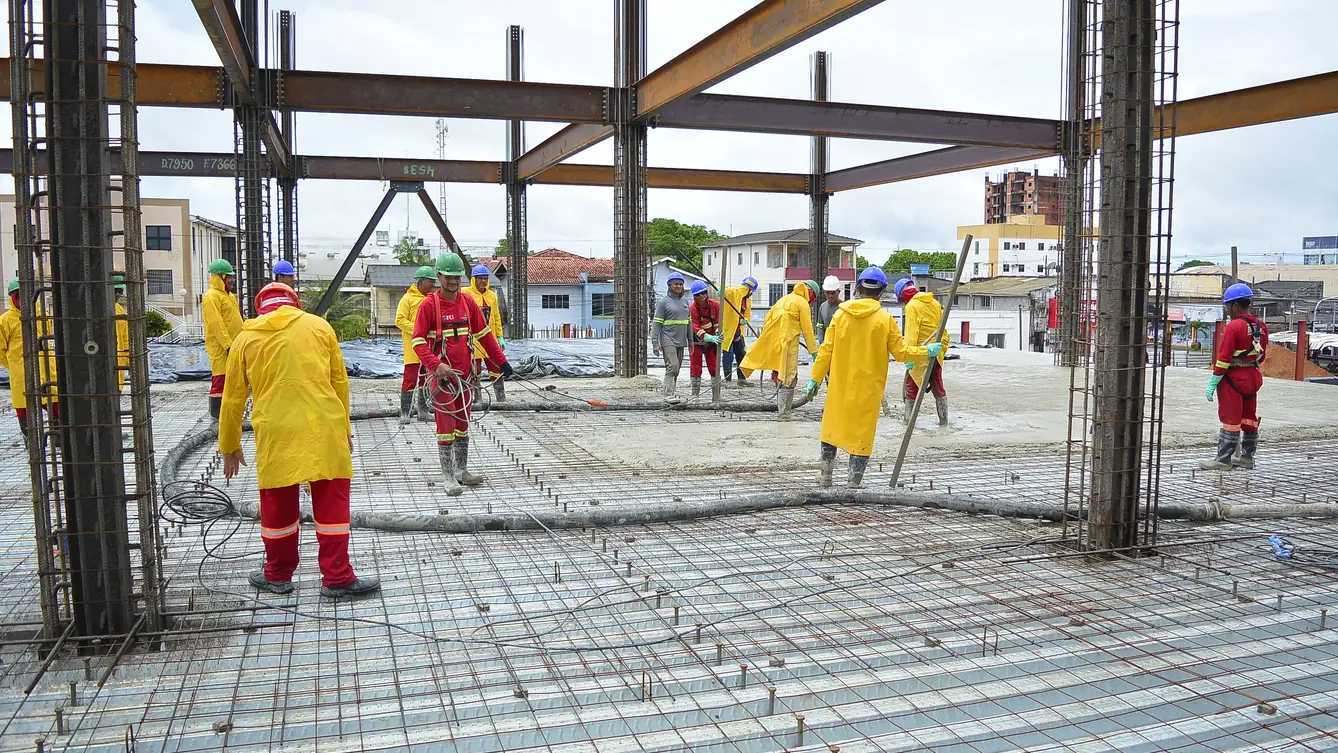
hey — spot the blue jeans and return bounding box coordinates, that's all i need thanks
[721,335,746,379]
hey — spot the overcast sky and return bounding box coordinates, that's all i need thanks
[5,1,1337,266]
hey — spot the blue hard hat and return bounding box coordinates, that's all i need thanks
[892,276,914,298]
[857,267,889,289]
[741,276,758,291]
[471,264,490,278]
[1223,282,1253,305]
[666,272,686,286]
[273,259,296,277]
[689,280,709,296]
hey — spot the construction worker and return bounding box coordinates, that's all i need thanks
[1202,283,1268,470]
[816,275,842,343]
[720,276,757,387]
[688,280,722,397]
[273,259,298,289]
[652,272,691,398]
[807,267,942,488]
[112,272,130,392]
[411,253,512,496]
[741,280,820,419]
[0,278,53,437]
[202,258,244,429]
[220,282,379,599]
[395,266,436,425]
[897,277,951,426]
[463,263,506,403]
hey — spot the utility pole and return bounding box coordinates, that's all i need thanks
[435,118,449,248]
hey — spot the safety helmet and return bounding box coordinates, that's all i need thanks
[741,276,759,291]
[7,278,19,295]
[689,280,709,296]
[666,272,686,286]
[111,272,127,292]
[893,276,918,301]
[822,275,841,292]
[802,280,821,299]
[470,263,491,278]
[273,259,296,277]
[209,258,235,276]
[434,252,466,277]
[255,282,300,315]
[1223,282,1254,305]
[858,267,889,290]
[413,265,436,281]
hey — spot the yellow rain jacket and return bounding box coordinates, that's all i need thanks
[218,306,352,489]
[115,301,129,390]
[0,300,58,409]
[811,297,930,457]
[720,285,754,347]
[903,291,949,389]
[394,284,428,366]
[739,283,817,383]
[202,274,243,376]
[462,279,504,360]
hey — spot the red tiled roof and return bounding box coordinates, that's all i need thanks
[524,248,614,285]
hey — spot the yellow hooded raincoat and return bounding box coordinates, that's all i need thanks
[462,278,504,360]
[394,284,428,366]
[720,284,754,348]
[739,283,816,384]
[0,300,58,409]
[811,297,930,457]
[903,291,949,389]
[202,274,244,376]
[218,306,352,489]
[115,300,129,390]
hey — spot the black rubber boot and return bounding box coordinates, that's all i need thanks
[818,442,836,488]
[777,387,795,420]
[249,571,294,595]
[1198,429,1239,471]
[439,443,462,496]
[493,378,506,403]
[455,436,484,487]
[848,455,870,488]
[399,391,413,425]
[321,576,381,599]
[209,396,221,432]
[935,396,949,427]
[1233,430,1258,469]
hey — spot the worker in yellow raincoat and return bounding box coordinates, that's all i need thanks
[807,267,941,488]
[896,277,951,426]
[111,273,130,392]
[0,278,58,438]
[463,263,506,403]
[720,276,757,387]
[202,258,244,429]
[395,266,435,424]
[740,280,819,418]
[220,282,379,600]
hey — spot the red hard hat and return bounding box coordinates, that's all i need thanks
[256,282,300,314]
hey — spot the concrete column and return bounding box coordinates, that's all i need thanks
[612,0,648,376]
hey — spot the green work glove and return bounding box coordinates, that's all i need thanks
[925,342,943,360]
[1206,373,1223,402]
[704,334,721,345]
[498,336,506,349]
[803,378,820,397]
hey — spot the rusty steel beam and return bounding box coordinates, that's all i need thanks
[826,145,1053,192]
[0,58,223,107]
[1166,69,1338,137]
[302,155,501,183]
[635,0,885,117]
[515,123,614,180]
[191,0,254,93]
[655,93,1061,148]
[535,163,808,193]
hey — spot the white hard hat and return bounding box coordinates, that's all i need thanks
[822,275,841,292]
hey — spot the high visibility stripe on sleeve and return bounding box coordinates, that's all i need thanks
[1214,360,1230,369]
[411,337,428,347]
[652,317,665,324]
[661,319,690,325]
[260,521,299,539]
[313,520,350,536]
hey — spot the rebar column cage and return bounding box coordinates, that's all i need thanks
[1061,0,1179,551]
[611,0,649,377]
[504,24,529,341]
[7,0,163,641]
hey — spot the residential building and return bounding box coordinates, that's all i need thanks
[299,242,397,282]
[1,194,204,321]
[938,276,1056,351]
[365,257,508,335]
[189,215,238,316]
[984,169,1064,226]
[700,228,861,308]
[1302,236,1338,265]
[956,214,1062,281]
[1180,263,1338,298]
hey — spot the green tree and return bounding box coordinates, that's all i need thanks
[647,217,726,273]
[881,249,956,274]
[299,286,370,342]
[1176,259,1215,271]
[855,254,872,269]
[393,237,431,267]
[494,237,510,258]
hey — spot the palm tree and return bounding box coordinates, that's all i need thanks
[300,285,369,341]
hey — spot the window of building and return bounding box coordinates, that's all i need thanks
[1037,265,1045,274]
[767,247,784,268]
[753,252,760,265]
[974,241,980,255]
[146,269,173,295]
[987,333,1006,348]
[737,252,743,265]
[1017,242,1026,250]
[1003,241,1011,251]
[769,283,786,306]
[973,263,980,276]
[221,236,237,267]
[976,295,993,309]
[591,292,614,317]
[541,294,570,309]
[146,225,172,250]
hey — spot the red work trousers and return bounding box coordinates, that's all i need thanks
[433,381,472,445]
[904,368,947,400]
[259,478,355,587]
[209,374,226,397]
[1217,368,1262,432]
[401,362,421,392]
[690,343,719,377]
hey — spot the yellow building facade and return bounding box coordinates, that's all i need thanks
[956,214,1062,280]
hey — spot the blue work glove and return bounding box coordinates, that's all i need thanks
[704,334,721,345]
[1205,373,1223,402]
[925,342,943,360]
[803,378,820,397]
[500,361,514,378]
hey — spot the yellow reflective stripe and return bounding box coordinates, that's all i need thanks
[410,337,428,346]
[260,521,299,539]
[661,319,690,325]
[313,521,350,536]
[436,433,456,443]
[1214,360,1231,369]
[652,317,665,324]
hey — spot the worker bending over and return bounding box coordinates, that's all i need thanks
[1202,283,1268,470]
[720,276,757,387]
[411,253,513,496]
[202,259,244,430]
[0,279,58,438]
[273,259,298,288]
[395,266,436,424]
[741,280,820,419]
[220,283,379,599]
[652,272,691,398]
[816,275,842,343]
[808,268,941,488]
[897,277,952,426]
[688,280,722,397]
[463,263,507,403]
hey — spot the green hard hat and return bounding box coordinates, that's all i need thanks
[434,252,466,277]
[803,280,821,298]
[413,265,436,281]
[209,258,235,276]
[7,278,19,294]
[111,272,126,291]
